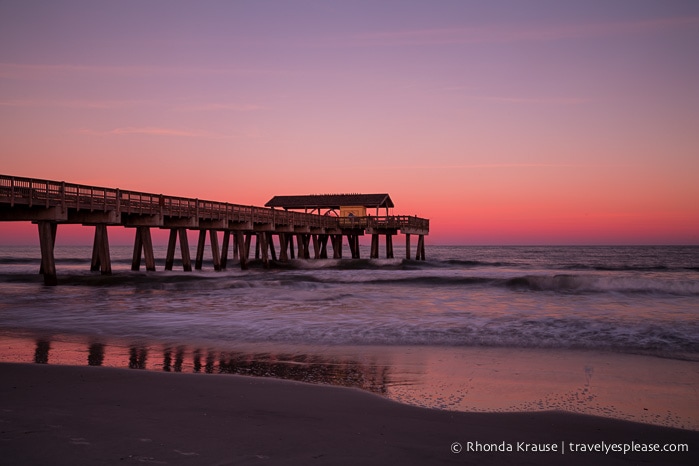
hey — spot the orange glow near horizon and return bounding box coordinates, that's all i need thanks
[1,2,698,245]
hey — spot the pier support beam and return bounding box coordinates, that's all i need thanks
[319,235,329,259]
[385,234,394,259]
[267,232,277,261]
[278,233,289,261]
[90,224,112,275]
[311,234,321,259]
[405,234,411,260]
[347,234,360,259]
[195,230,221,271]
[132,226,156,271]
[195,230,206,270]
[37,221,57,286]
[165,228,192,271]
[370,234,379,259]
[232,232,239,260]
[258,232,269,268]
[332,234,342,259]
[220,231,231,270]
[416,234,425,261]
[237,232,248,270]
[296,234,310,259]
[210,230,221,271]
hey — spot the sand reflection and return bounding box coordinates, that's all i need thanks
[1,334,696,430]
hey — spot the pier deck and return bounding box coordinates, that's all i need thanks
[0,175,429,284]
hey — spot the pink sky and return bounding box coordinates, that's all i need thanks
[1,1,697,245]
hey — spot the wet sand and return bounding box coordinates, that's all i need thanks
[1,363,697,465]
[2,334,698,430]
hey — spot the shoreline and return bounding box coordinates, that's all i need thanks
[1,332,698,431]
[1,362,697,465]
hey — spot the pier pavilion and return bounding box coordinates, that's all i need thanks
[0,175,429,285]
[265,194,424,261]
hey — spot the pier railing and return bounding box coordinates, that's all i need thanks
[0,175,428,233]
[338,215,429,232]
[0,175,339,228]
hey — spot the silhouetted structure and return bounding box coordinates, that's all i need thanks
[0,174,429,284]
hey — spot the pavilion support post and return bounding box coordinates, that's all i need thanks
[90,224,111,275]
[220,231,231,270]
[255,236,261,260]
[370,234,379,259]
[38,221,57,286]
[385,234,394,259]
[405,234,411,260]
[289,234,295,259]
[232,232,239,260]
[195,230,207,270]
[132,226,155,271]
[237,232,248,270]
[209,230,221,271]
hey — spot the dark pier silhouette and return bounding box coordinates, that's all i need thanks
[0,174,429,285]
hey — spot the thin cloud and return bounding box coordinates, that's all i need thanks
[0,62,281,80]
[77,126,263,139]
[353,16,699,46]
[175,103,264,112]
[78,126,229,138]
[376,163,626,170]
[0,98,150,109]
[468,95,588,105]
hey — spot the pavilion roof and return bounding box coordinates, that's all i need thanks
[265,193,394,210]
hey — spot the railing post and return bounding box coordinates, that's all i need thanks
[60,182,65,212]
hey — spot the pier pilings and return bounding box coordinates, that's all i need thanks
[1,174,429,284]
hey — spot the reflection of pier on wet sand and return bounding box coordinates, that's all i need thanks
[5,334,698,431]
[25,337,389,394]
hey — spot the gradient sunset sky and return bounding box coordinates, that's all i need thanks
[1,1,697,245]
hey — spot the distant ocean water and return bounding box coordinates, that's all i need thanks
[0,245,697,361]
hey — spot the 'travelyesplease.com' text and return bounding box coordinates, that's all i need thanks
[450,440,689,455]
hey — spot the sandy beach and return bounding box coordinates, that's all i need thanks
[1,362,696,465]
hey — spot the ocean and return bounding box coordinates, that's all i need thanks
[1,244,698,428]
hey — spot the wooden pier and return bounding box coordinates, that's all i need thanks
[0,175,429,285]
